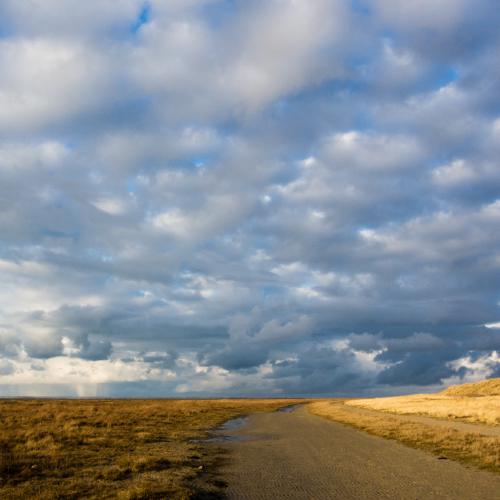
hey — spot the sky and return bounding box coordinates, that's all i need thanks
[0,0,500,397]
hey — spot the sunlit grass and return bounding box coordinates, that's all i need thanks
[346,377,500,426]
[0,398,298,499]
[309,378,500,474]
[346,394,500,426]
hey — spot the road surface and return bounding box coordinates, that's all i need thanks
[218,406,500,499]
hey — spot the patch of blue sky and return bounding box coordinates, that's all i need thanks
[201,0,238,29]
[350,0,372,16]
[164,153,219,171]
[326,71,369,94]
[353,111,375,132]
[435,66,459,87]
[0,23,14,39]
[269,76,369,118]
[131,2,151,34]
[400,65,460,96]
[190,154,216,169]
[101,94,153,128]
[127,178,138,195]
[210,118,240,138]
[0,4,13,38]
[379,27,398,42]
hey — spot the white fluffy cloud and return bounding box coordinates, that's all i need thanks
[0,37,120,132]
[131,0,354,119]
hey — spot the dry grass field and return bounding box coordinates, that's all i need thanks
[0,398,298,499]
[2,379,499,498]
[309,378,500,473]
[346,378,500,425]
[441,377,500,397]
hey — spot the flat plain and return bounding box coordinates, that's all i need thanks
[0,398,299,499]
[1,378,500,499]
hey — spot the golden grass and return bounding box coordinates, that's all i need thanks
[309,379,500,474]
[347,394,500,426]
[309,400,500,473]
[346,378,500,426]
[0,398,299,499]
[441,377,500,397]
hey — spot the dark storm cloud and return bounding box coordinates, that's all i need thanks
[0,0,499,396]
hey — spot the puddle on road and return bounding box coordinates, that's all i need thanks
[277,404,303,413]
[195,407,303,445]
[218,416,248,431]
[194,416,249,444]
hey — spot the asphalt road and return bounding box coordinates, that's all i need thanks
[219,406,500,499]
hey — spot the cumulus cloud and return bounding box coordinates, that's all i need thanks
[0,0,499,396]
[131,0,355,119]
[0,37,123,133]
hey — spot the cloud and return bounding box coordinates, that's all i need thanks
[202,314,314,370]
[0,0,142,37]
[0,38,122,133]
[373,0,500,59]
[131,0,357,119]
[0,0,499,396]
